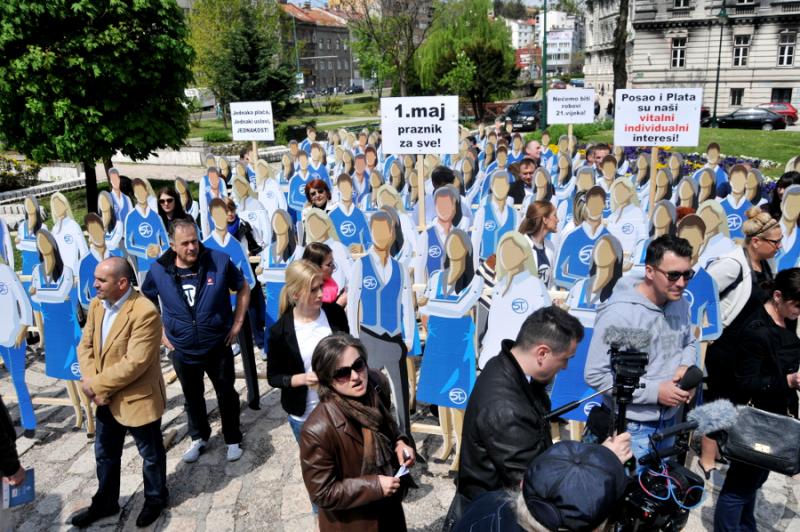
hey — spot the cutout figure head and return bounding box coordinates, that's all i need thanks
[132,178,149,206]
[369,210,396,252]
[650,200,677,237]
[108,168,121,191]
[668,153,683,183]
[729,164,747,195]
[97,191,116,231]
[745,169,763,203]
[610,178,637,211]
[697,168,715,204]
[697,200,730,238]
[782,185,800,223]
[576,167,595,193]
[496,231,538,281]
[636,153,650,185]
[676,177,699,209]
[601,155,617,182]
[210,198,228,231]
[218,157,231,179]
[84,213,105,248]
[677,214,707,264]
[50,192,72,222]
[304,208,337,243]
[706,143,721,165]
[585,186,606,222]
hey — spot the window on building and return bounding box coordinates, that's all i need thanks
[772,88,793,102]
[733,35,750,66]
[318,40,323,50]
[736,0,754,4]
[778,32,796,66]
[320,61,325,71]
[671,37,687,68]
[674,0,690,8]
[328,60,333,70]
[336,39,340,50]
[337,60,341,70]
[730,88,744,106]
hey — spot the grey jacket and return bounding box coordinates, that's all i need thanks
[584,275,697,422]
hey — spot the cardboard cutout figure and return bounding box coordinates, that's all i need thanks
[326,130,340,163]
[407,170,420,212]
[382,152,399,181]
[97,191,127,258]
[31,229,82,381]
[202,198,257,292]
[278,153,294,185]
[300,126,317,155]
[532,166,555,204]
[720,164,753,239]
[556,234,625,421]
[461,157,479,203]
[777,185,800,269]
[634,153,651,209]
[631,200,677,274]
[480,141,496,173]
[257,210,303,346]
[175,177,199,221]
[675,177,699,210]
[599,155,618,193]
[15,196,44,283]
[330,174,371,254]
[696,167,716,204]
[697,200,736,268]
[652,168,673,207]
[508,134,525,165]
[418,229,484,411]
[0,256,35,430]
[362,170,384,213]
[124,178,169,282]
[668,152,684,191]
[331,145,345,177]
[699,142,728,188]
[199,166,227,238]
[677,215,721,342]
[77,213,115,309]
[606,177,647,255]
[308,143,331,186]
[50,192,89,278]
[231,174,271,246]
[540,131,555,174]
[745,168,766,206]
[341,150,355,177]
[483,146,508,186]
[346,210,415,436]
[553,186,610,289]
[556,166,593,236]
[303,208,353,289]
[478,232,550,369]
[414,185,465,288]
[218,156,232,184]
[0,219,13,269]
[287,151,313,223]
[107,168,132,224]
[376,184,417,257]
[614,145,630,176]
[784,155,800,174]
[472,170,518,266]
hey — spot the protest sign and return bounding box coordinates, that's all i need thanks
[613,88,703,147]
[380,96,459,155]
[547,89,595,124]
[230,101,275,141]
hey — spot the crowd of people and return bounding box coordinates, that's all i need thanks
[2,118,800,532]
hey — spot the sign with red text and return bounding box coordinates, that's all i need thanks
[547,89,595,124]
[613,88,703,146]
[230,101,275,141]
[380,96,459,154]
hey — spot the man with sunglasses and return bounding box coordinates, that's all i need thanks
[585,234,699,462]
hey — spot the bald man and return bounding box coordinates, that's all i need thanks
[74,257,167,528]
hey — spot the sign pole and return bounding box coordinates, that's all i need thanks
[251,140,258,167]
[417,154,426,230]
[648,146,660,215]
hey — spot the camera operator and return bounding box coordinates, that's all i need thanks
[454,441,630,532]
[445,306,631,529]
[585,235,698,462]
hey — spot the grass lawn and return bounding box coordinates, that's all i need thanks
[583,127,800,179]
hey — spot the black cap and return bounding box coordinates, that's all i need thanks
[523,441,627,531]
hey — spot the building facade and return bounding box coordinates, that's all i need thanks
[534,11,586,74]
[503,18,537,49]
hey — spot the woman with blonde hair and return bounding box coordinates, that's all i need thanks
[304,208,353,290]
[50,191,89,277]
[697,199,737,268]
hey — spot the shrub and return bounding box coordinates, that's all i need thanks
[322,97,343,115]
[0,155,41,192]
[203,130,232,143]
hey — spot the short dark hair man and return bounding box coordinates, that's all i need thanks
[509,158,537,205]
[585,234,697,463]
[142,220,250,465]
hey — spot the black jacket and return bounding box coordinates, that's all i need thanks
[508,180,531,206]
[457,340,552,502]
[0,395,20,477]
[266,303,349,417]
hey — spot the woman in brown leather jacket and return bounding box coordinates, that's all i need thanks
[300,333,415,532]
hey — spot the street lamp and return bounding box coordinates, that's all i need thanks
[541,0,548,131]
[711,3,729,128]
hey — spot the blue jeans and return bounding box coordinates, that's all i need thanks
[627,418,675,473]
[287,416,318,515]
[93,405,167,509]
[714,461,770,532]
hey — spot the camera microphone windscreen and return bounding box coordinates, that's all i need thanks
[603,326,652,351]
[687,399,738,436]
[677,366,704,390]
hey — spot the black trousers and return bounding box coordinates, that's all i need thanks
[172,345,243,444]
[93,405,167,509]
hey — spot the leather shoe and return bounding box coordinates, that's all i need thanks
[71,504,120,528]
[136,503,164,527]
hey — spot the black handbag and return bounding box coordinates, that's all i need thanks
[716,406,800,476]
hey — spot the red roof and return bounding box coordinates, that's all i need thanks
[280,4,347,27]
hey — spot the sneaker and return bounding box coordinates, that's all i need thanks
[227,443,243,462]
[182,439,207,463]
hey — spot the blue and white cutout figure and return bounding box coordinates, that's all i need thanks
[0,219,14,270]
[288,152,313,224]
[124,178,169,283]
[418,229,484,411]
[606,178,647,256]
[555,234,625,422]
[199,165,227,238]
[778,186,800,269]
[175,177,199,222]
[720,164,753,240]
[695,167,717,207]
[346,210,416,436]
[0,257,35,430]
[697,200,737,269]
[613,145,630,177]
[258,210,303,350]
[327,131,341,167]
[78,214,115,309]
[553,156,575,215]
[678,215,721,343]
[303,208,352,293]
[507,134,525,165]
[632,153,652,212]
[674,177,699,211]
[539,131,556,175]
[15,196,45,286]
[30,229,82,381]
[414,185,465,289]
[479,232,551,369]
[231,175,271,247]
[97,191,127,258]
[650,168,674,216]
[278,153,295,186]
[254,160,286,223]
[299,126,316,155]
[308,143,331,187]
[330,174,371,254]
[745,168,767,208]
[692,142,728,189]
[521,166,556,214]
[555,164,592,242]
[50,192,89,280]
[553,186,610,290]
[667,152,684,198]
[630,200,677,276]
[107,167,132,225]
[471,170,518,268]
[376,184,418,260]
[234,161,254,190]
[478,146,510,200]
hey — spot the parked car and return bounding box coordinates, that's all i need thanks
[501,99,542,132]
[757,102,798,125]
[550,81,567,89]
[345,84,364,94]
[701,107,787,130]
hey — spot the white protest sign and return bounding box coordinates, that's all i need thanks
[547,89,595,124]
[230,101,275,141]
[380,96,459,154]
[613,88,703,147]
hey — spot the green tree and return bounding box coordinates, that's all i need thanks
[0,0,193,212]
[189,0,295,127]
[494,0,527,19]
[351,23,396,98]
[417,0,519,120]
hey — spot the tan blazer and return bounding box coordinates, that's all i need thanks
[77,291,166,428]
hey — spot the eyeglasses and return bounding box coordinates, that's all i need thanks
[759,236,782,247]
[309,189,326,198]
[159,198,174,205]
[653,265,695,282]
[332,357,367,383]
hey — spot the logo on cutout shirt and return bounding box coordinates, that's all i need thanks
[484,220,497,231]
[621,223,634,235]
[0,283,7,296]
[266,191,274,199]
[64,234,74,244]
[71,362,82,378]
[727,214,742,231]
[138,223,153,238]
[579,245,594,265]
[511,298,529,314]
[363,276,378,290]
[429,245,442,259]
[340,221,357,237]
[583,400,601,416]
[449,388,468,405]
[683,288,695,306]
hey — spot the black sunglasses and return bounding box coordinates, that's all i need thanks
[653,266,695,282]
[332,357,367,383]
[159,198,174,204]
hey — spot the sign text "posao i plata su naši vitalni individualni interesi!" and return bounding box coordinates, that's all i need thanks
[613,88,703,147]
